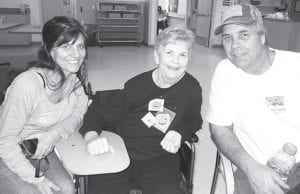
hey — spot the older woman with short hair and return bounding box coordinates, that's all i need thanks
[80,25,203,194]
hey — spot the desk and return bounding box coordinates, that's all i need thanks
[8,25,42,34]
[55,131,130,193]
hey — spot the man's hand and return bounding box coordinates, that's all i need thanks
[160,130,182,153]
[35,177,61,194]
[246,162,290,194]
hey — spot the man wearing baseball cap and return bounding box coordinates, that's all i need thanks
[207,4,300,194]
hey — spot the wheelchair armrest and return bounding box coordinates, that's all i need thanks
[188,133,199,143]
[179,133,198,192]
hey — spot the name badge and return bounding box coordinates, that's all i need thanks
[148,99,164,112]
[141,112,157,128]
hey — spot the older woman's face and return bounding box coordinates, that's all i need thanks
[50,34,86,76]
[154,40,191,84]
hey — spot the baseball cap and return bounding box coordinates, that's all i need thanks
[214,4,264,35]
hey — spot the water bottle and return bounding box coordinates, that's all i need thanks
[267,143,297,181]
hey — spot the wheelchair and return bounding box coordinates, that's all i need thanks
[179,133,199,194]
[83,87,199,194]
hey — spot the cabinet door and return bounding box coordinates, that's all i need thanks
[76,0,97,24]
[195,0,213,46]
[41,0,76,24]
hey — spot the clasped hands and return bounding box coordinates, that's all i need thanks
[85,130,182,155]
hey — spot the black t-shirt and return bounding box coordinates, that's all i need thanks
[81,69,203,161]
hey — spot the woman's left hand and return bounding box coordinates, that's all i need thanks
[160,130,182,154]
[25,130,59,159]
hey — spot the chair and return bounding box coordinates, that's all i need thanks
[210,150,235,194]
[85,89,199,194]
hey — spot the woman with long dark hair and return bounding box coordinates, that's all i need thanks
[0,16,89,194]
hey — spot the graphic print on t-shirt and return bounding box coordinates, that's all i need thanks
[141,96,177,133]
[265,96,286,115]
[153,107,176,133]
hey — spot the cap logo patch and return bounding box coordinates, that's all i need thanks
[221,7,243,22]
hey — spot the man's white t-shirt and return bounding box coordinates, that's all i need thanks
[207,49,300,164]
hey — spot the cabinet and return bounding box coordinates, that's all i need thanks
[97,1,144,46]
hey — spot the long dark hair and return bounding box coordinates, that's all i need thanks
[33,16,89,94]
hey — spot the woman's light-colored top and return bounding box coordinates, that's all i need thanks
[0,68,88,184]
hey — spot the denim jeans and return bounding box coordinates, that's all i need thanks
[0,151,75,194]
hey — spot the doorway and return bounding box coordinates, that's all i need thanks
[156,0,190,30]
[194,0,214,46]
[156,0,213,47]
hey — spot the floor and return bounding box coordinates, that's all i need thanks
[0,43,227,194]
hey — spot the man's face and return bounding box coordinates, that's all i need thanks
[222,24,265,73]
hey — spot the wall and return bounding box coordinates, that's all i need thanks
[149,0,158,45]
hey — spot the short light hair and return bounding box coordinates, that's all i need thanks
[154,25,195,50]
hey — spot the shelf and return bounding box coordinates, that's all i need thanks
[98,2,142,6]
[98,17,139,20]
[98,10,141,14]
[97,1,143,46]
[99,25,139,28]
[99,39,140,42]
[98,18,139,26]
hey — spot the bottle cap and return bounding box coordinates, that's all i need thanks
[283,143,297,155]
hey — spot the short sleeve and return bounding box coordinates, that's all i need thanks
[206,60,233,126]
